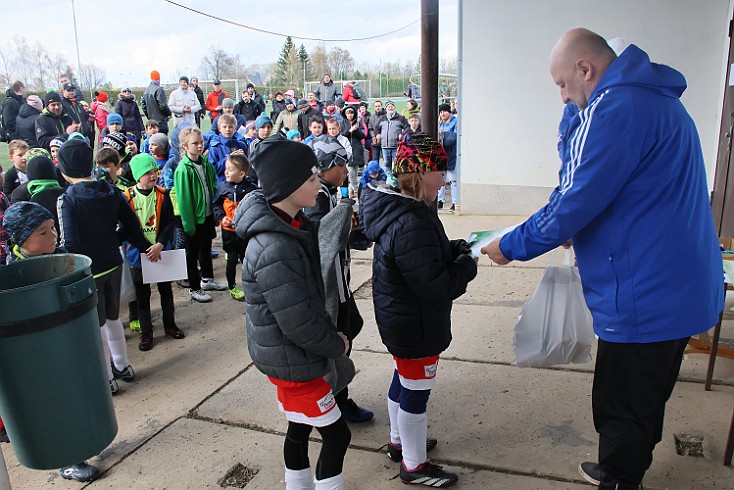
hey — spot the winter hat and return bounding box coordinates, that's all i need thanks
[244,121,256,132]
[26,154,56,181]
[222,97,234,108]
[2,201,54,247]
[150,70,160,81]
[286,129,301,141]
[393,133,447,175]
[325,99,336,107]
[256,114,273,129]
[58,138,94,178]
[296,99,309,109]
[335,97,345,109]
[26,95,43,111]
[250,135,319,203]
[107,113,123,127]
[285,98,295,106]
[49,138,64,149]
[246,82,255,89]
[285,89,296,99]
[385,100,395,109]
[96,91,109,103]
[44,91,62,106]
[25,147,51,163]
[309,135,348,172]
[130,153,159,182]
[438,103,451,113]
[149,133,169,150]
[102,132,127,156]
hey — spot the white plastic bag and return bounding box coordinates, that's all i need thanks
[513,250,595,367]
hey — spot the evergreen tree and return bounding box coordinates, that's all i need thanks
[275,36,296,85]
[298,44,311,81]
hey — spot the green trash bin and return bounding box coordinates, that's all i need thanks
[0,254,118,469]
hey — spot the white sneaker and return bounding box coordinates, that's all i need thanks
[190,289,212,302]
[202,279,227,291]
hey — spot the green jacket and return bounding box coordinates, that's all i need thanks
[173,154,218,236]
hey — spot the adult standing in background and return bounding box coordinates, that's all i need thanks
[314,74,340,105]
[482,28,723,490]
[190,77,206,128]
[437,103,457,211]
[2,80,25,141]
[205,80,230,122]
[168,77,201,129]
[58,75,85,101]
[60,81,91,138]
[368,100,386,163]
[245,83,265,114]
[142,70,172,135]
[116,88,146,144]
[15,95,42,148]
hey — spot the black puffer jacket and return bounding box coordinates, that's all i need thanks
[360,185,477,358]
[233,190,345,381]
[15,103,40,147]
[115,95,145,137]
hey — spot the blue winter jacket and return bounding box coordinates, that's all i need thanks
[439,115,457,171]
[500,45,723,343]
[207,133,249,184]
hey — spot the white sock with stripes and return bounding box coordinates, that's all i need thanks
[103,319,130,370]
[99,326,114,381]
[284,467,313,490]
[387,398,401,446]
[314,473,343,490]
[398,409,427,471]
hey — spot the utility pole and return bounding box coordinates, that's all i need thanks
[71,0,85,97]
[421,0,439,139]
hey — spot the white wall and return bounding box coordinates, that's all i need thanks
[459,0,733,215]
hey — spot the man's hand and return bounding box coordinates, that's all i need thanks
[65,122,81,134]
[183,105,191,113]
[145,242,164,262]
[221,216,232,228]
[481,238,511,265]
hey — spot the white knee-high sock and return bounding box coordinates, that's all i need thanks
[314,473,343,490]
[103,319,130,370]
[285,467,313,490]
[99,326,114,381]
[398,409,427,471]
[387,398,401,446]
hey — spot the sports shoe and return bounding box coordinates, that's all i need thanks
[190,289,212,302]
[578,462,603,486]
[112,363,135,382]
[437,201,444,209]
[400,461,458,487]
[177,279,190,288]
[449,204,455,212]
[164,325,186,339]
[339,398,374,423]
[230,286,245,301]
[110,379,119,394]
[138,333,154,351]
[202,279,227,291]
[60,462,100,482]
[129,319,141,332]
[210,250,219,258]
[387,437,438,462]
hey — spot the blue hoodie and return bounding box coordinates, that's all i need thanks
[500,45,723,343]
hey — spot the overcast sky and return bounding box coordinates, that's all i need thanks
[2,0,458,88]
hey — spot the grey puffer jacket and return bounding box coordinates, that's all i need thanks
[233,190,345,382]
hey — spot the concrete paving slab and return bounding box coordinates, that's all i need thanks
[96,417,591,489]
[196,352,734,489]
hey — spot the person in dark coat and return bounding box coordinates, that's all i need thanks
[340,105,366,198]
[359,133,477,487]
[15,95,42,148]
[270,91,286,121]
[34,92,76,152]
[115,88,145,145]
[9,151,65,233]
[234,90,262,122]
[190,77,206,128]
[2,81,25,140]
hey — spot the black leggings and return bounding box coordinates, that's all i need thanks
[284,418,351,480]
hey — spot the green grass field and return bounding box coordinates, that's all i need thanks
[0,98,411,182]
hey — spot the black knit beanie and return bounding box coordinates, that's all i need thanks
[250,135,319,204]
[58,138,94,178]
[26,155,57,181]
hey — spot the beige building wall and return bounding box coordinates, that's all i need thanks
[458,0,733,215]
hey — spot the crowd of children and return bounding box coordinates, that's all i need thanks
[0,75,470,488]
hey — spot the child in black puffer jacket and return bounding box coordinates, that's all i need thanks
[359,133,477,488]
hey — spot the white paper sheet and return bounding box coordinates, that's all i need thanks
[141,249,188,284]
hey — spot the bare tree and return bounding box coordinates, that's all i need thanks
[46,53,72,88]
[200,46,234,81]
[309,45,329,80]
[30,42,51,90]
[11,36,32,88]
[79,63,107,96]
[0,38,14,88]
[328,47,354,81]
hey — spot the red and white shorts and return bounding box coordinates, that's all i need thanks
[268,376,342,427]
[394,355,440,390]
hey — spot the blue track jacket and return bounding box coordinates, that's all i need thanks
[501,45,723,343]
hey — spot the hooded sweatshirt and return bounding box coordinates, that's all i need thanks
[500,44,723,343]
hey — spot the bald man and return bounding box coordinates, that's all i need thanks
[483,28,722,489]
